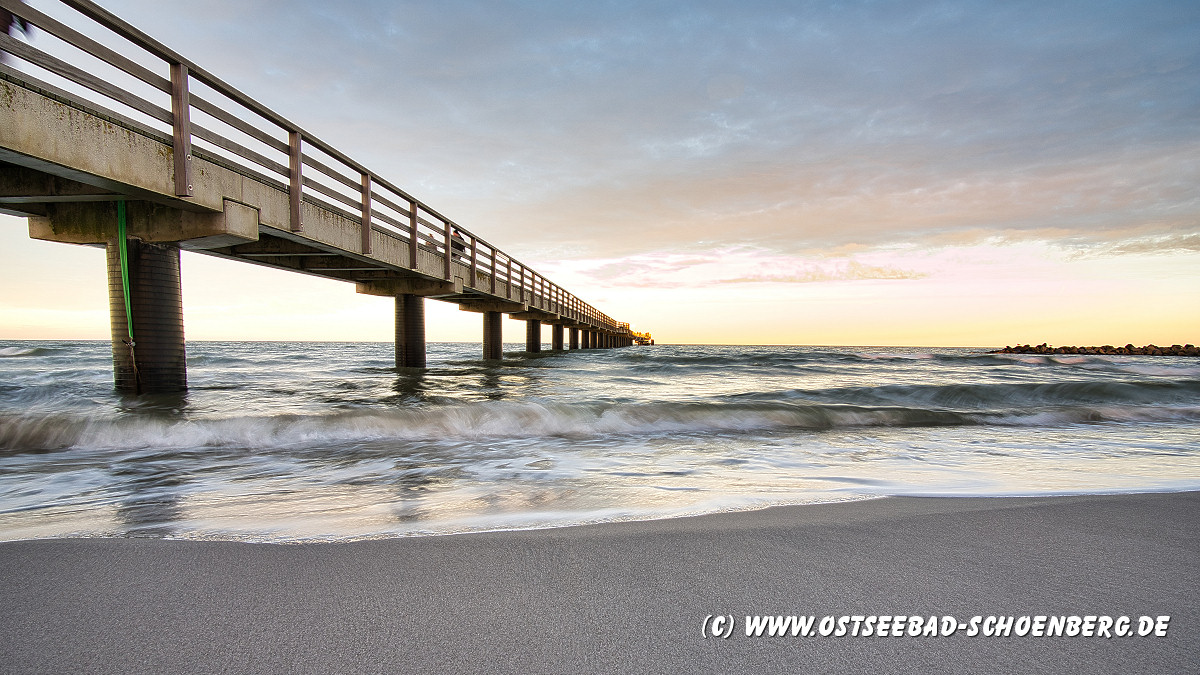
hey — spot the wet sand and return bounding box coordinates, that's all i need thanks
[1,492,1197,673]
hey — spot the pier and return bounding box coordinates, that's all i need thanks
[0,0,648,393]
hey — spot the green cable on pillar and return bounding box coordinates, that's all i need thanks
[117,200,140,392]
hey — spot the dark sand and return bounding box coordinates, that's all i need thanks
[2,492,1197,673]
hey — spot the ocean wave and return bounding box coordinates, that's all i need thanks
[3,397,1198,453]
[768,379,1200,409]
[611,348,1200,374]
[0,346,57,358]
[984,405,1200,427]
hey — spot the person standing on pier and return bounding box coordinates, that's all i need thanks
[2,3,29,38]
[450,227,468,262]
[1,2,30,64]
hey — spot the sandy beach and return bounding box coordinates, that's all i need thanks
[1,492,1196,673]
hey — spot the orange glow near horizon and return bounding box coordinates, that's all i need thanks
[2,216,1196,348]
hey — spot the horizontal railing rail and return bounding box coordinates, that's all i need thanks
[0,0,621,331]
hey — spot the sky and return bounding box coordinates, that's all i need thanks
[1,0,1198,346]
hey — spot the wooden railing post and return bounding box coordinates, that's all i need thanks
[443,221,452,280]
[408,200,419,268]
[169,62,192,196]
[490,249,498,295]
[469,236,478,289]
[360,172,372,255]
[288,130,302,232]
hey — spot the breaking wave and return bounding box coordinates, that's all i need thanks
[0,346,57,358]
[3,394,1198,453]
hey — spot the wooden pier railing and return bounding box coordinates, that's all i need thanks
[0,0,624,331]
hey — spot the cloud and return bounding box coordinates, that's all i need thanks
[718,262,928,284]
[87,0,1200,263]
[1065,232,1200,258]
[567,247,927,289]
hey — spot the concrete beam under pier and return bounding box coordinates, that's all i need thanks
[0,162,119,216]
[357,278,460,299]
[457,300,527,315]
[29,198,257,251]
[509,310,559,323]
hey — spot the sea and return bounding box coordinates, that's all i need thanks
[1,340,1198,543]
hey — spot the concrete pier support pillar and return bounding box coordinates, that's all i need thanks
[569,327,579,350]
[483,311,503,360]
[526,319,542,353]
[551,324,564,351]
[395,294,426,368]
[583,330,592,349]
[106,238,186,393]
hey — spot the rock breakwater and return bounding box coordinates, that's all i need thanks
[994,343,1198,356]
